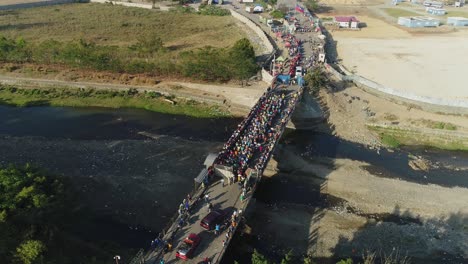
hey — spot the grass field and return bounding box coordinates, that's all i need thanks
[383,8,420,18]
[0,3,245,50]
[369,126,468,151]
[0,86,231,118]
[444,10,468,18]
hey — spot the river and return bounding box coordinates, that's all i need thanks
[1,105,466,263]
[0,105,241,250]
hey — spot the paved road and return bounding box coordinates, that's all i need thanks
[144,178,243,264]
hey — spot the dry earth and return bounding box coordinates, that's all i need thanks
[318,85,468,146]
[249,143,468,262]
[322,4,468,104]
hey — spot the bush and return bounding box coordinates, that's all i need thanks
[304,67,327,94]
[0,35,258,82]
[198,5,231,16]
[380,134,401,148]
[270,10,285,19]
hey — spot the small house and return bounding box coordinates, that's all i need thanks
[334,16,360,29]
[447,17,468,26]
[426,7,446,15]
[397,16,440,27]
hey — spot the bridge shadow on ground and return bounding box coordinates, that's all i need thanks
[221,91,468,263]
[331,207,467,264]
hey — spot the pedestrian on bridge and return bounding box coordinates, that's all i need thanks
[204,194,210,203]
[221,178,225,187]
[215,224,220,235]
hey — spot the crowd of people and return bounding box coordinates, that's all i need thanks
[216,86,302,180]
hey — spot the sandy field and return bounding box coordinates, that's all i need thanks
[330,16,468,102]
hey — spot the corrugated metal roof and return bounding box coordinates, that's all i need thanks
[334,16,359,23]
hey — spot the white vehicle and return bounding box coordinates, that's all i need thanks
[295,66,303,77]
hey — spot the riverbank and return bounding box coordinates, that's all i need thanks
[0,84,231,118]
[317,84,468,151]
[228,132,468,263]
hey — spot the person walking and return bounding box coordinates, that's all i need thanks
[204,194,210,203]
[221,178,225,187]
[215,224,220,235]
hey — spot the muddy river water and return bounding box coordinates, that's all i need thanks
[1,105,467,262]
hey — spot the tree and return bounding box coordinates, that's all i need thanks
[304,67,327,94]
[0,165,64,263]
[281,250,294,264]
[228,38,258,85]
[15,240,45,264]
[252,249,270,264]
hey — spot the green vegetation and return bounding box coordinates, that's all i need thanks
[409,119,458,130]
[281,250,294,264]
[336,259,353,264]
[198,5,231,16]
[304,67,328,94]
[383,8,420,18]
[0,164,133,264]
[0,85,231,118]
[444,10,468,18]
[0,34,258,81]
[0,3,243,48]
[0,4,258,81]
[381,134,401,148]
[304,0,320,12]
[432,122,457,130]
[252,249,271,264]
[270,10,285,19]
[369,125,468,151]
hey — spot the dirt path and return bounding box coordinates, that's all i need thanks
[0,74,268,115]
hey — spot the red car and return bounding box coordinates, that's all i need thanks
[200,209,226,230]
[175,233,201,260]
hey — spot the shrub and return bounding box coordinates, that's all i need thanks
[380,134,401,148]
[198,5,231,16]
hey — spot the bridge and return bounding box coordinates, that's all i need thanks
[134,4,324,264]
[140,82,302,264]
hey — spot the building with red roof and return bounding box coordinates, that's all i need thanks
[334,16,360,29]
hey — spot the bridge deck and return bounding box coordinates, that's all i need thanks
[142,85,302,264]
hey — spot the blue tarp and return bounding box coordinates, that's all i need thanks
[277,75,291,84]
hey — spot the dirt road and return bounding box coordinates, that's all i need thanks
[0,74,268,115]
